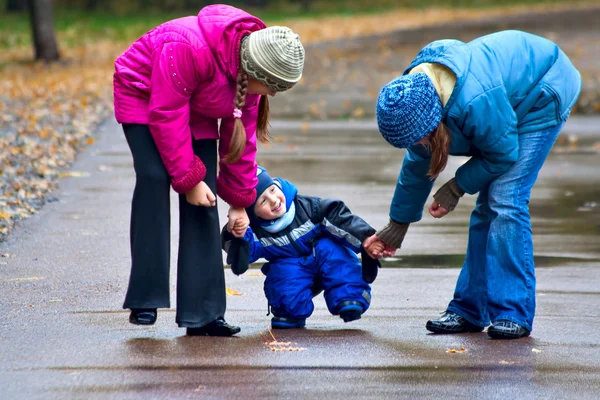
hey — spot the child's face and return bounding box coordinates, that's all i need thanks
[254,184,286,220]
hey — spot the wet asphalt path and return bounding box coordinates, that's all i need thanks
[1,116,599,399]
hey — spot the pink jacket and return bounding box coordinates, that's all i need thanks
[113,5,266,208]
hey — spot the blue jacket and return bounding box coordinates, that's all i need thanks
[390,30,582,223]
[241,181,376,263]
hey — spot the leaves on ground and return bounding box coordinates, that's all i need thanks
[226,288,243,296]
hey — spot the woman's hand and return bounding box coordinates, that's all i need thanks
[185,182,216,207]
[227,207,249,238]
[429,200,449,218]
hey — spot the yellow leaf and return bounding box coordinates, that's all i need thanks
[59,171,90,178]
[351,107,365,118]
[226,288,243,296]
[86,137,95,145]
[39,130,50,139]
[0,212,8,220]
[247,272,264,277]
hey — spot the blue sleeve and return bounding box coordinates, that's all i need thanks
[242,227,267,264]
[317,198,376,252]
[455,89,519,195]
[389,145,435,223]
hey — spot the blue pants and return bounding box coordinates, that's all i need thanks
[262,238,371,320]
[448,122,565,332]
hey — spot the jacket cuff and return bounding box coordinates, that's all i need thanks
[217,177,257,208]
[171,156,206,194]
[376,220,410,249]
[433,177,465,212]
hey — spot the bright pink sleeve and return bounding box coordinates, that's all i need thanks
[217,94,260,208]
[148,42,206,194]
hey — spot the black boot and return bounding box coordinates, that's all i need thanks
[426,312,484,333]
[186,318,241,337]
[488,320,530,339]
[129,308,157,325]
[338,300,364,323]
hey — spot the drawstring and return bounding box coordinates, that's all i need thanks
[266,303,271,317]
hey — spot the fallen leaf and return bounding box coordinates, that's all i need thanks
[446,347,468,353]
[531,348,543,353]
[1,276,44,282]
[59,171,90,178]
[247,272,264,277]
[226,288,243,296]
[351,107,365,118]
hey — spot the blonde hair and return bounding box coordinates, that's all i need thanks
[426,122,451,179]
[223,72,271,164]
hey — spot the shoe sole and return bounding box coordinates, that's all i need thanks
[425,321,484,334]
[271,321,306,329]
[129,317,156,326]
[487,330,530,339]
[186,328,241,337]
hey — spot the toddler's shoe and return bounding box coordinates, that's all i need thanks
[129,308,157,325]
[271,316,306,329]
[338,300,363,323]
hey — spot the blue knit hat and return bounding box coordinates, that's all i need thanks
[246,166,279,224]
[376,73,443,148]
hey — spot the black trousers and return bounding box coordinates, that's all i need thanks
[122,124,226,328]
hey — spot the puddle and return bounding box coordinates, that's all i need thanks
[378,254,600,269]
[246,255,600,271]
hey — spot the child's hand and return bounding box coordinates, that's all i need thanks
[227,207,249,238]
[363,235,396,258]
[367,241,385,258]
[232,218,248,238]
[185,182,216,207]
[363,239,384,259]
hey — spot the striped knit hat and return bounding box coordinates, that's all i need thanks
[241,26,305,92]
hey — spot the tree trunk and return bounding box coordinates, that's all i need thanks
[29,0,60,62]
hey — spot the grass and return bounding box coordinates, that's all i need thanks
[0,0,593,50]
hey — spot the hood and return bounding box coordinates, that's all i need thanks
[198,4,266,81]
[248,177,298,229]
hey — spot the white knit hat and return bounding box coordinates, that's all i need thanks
[241,26,305,92]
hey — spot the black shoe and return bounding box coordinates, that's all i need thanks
[488,320,530,339]
[186,318,241,337]
[338,300,364,323]
[426,312,484,333]
[129,308,157,325]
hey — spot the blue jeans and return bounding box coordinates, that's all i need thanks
[447,122,565,332]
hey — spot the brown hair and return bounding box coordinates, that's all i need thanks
[223,72,272,163]
[426,122,451,179]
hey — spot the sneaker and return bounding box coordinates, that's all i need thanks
[425,312,484,333]
[186,318,241,337]
[129,308,157,326]
[338,300,363,323]
[488,320,530,339]
[271,316,306,329]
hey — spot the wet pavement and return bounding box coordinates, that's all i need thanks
[1,116,599,399]
[272,6,600,119]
